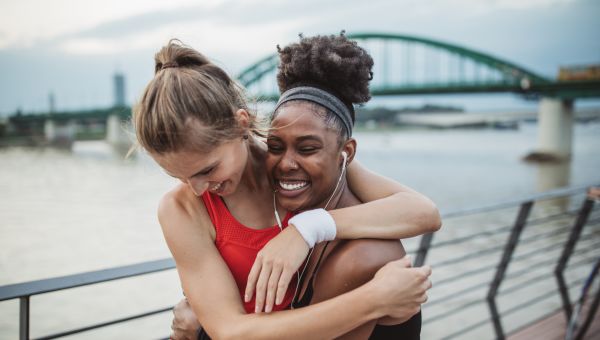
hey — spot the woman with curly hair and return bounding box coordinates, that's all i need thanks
[134,33,439,339]
[266,32,424,339]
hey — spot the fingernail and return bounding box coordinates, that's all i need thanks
[244,294,249,302]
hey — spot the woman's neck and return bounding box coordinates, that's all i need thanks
[221,137,279,229]
[322,177,361,211]
[237,136,270,195]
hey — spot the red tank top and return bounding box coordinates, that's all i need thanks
[201,192,296,313]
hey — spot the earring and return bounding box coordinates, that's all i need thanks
[243,134,249,140]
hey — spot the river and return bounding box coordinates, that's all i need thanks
[1,121,599,338]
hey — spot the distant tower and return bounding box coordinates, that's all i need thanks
[113,73,126,107]
[48,92,56,113]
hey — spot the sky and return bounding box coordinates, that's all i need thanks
[0,0,599,115]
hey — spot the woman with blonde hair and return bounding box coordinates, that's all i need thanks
[134,35,439,339]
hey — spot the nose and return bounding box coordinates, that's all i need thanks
[279,151,299,172]
[187,177,209,196]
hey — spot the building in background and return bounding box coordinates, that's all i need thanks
[48,92,55,113]
[113,73,126,108]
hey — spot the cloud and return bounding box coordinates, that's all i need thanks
[0,0,581,51]
[489,0,575,10]
[25,0,340,61]
[0,0,219,49]
[444,0,575,10]
[57,18,304,59]
[0,0,364,52]
[0,0,597,114]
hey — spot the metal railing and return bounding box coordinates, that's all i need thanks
[413,184,599,339]
[1,183,598,339]
[0,259,176,339]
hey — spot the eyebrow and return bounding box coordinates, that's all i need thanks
[190,162,218,178]
[268,134,323,142]
[296,135,323,143]
[164,161,218,179]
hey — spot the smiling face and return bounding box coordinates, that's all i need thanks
[152,137,249,197]
[266,101,348,212]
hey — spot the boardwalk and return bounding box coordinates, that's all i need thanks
[508,307,600,340]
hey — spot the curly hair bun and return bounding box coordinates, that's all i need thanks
[277,32,373,106]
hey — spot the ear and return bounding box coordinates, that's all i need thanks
[234,109,250,129]
[341,138,357,165]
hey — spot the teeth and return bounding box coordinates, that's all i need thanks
[212,182,222,191]
[279,181,308,191]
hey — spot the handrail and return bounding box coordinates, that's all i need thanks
[423,184,598,339]
[555,197,596,320]
[35,306,173,340]
[439,183,592,218]
[0,258,175,302]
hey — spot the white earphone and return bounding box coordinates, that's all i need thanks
[341,151,348,171]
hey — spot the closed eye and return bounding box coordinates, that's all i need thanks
[192,166,215,178]
[299,147,318,154]
[200,167,214,176]
[267,144,284,154]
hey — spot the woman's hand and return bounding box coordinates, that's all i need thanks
[170,298,201,340]
[368,257,432,322]
[245,225,309,313]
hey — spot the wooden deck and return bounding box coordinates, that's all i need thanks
[508,306,600,340]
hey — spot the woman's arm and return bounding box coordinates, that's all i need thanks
[332,160,441,239]
[311,239,408,339]
[159,186,431,340]
[246,161,440,312]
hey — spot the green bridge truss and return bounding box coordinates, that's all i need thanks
[237,32,599,100]
[5,32,598,125]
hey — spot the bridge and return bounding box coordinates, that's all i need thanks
[240,32,599,162]
[1,106,132,152]
[239,32,600,100]
[2,32,599,159]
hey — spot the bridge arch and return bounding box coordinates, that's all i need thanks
[236,32,550,100]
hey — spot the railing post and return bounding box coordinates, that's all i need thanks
[554,197,595,320]
[487,201,533,340]
[414,233,435,267]
[20,296,30,340]
[574,281,600,340]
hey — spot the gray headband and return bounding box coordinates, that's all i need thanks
[273,86,353,137]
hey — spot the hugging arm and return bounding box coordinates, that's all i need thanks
[246,160,441,312]
[310,239,415,339]
[160,188,431,340]
[334,160,441,238]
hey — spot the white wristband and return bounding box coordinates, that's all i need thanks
[289,208,337,248]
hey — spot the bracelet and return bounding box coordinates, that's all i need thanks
[288,208,337,248]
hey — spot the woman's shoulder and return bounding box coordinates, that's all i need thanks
[158,183,215,240]
[158,183,195,218]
